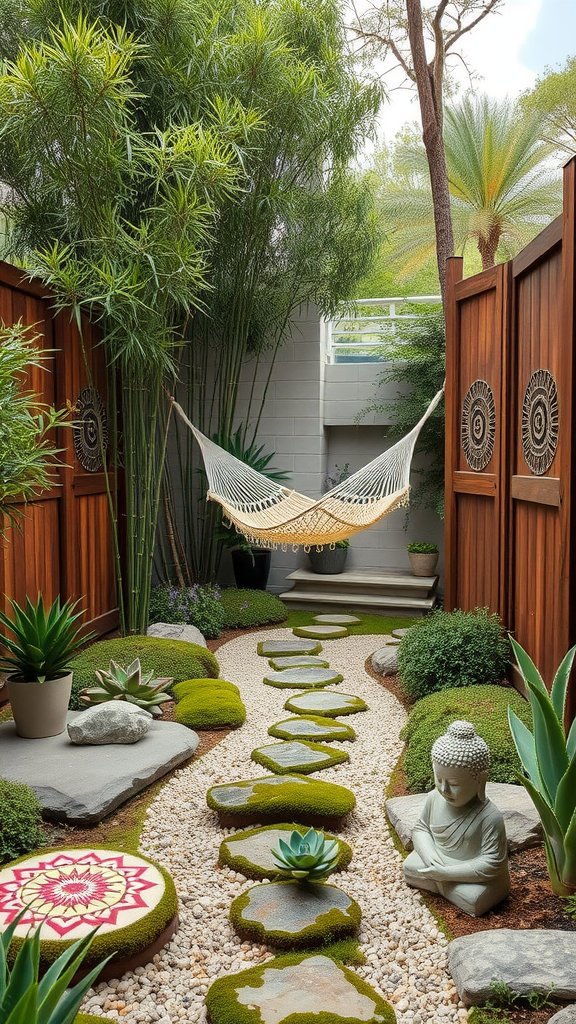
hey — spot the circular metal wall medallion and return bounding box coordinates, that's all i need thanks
[521,369,558,476]
[461,379,496,472]
[73,387,108,472]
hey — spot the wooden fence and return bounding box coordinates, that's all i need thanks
[0,261,119,635]
[445,156,576,710]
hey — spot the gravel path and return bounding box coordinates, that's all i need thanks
[81,628,468,1024]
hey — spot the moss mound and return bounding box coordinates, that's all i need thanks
[401,684,533,792]
[251,740,349,775]
[0,779,44,863]
[220,589,288,628]
[175,687,246,729]
[218,823,353,880]
[229,880,361,949]
[207,774,355,828]
[69,636,219,709]
[173,678,239,701]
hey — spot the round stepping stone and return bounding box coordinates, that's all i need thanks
[392,627,412,638]
[268,715,356,742]
[229,879,361,948]
[257,639,322,658]
[313,614,361,625]
[263,667,343,690]
[285,690,368,717]
[219,824,353,880]
[0,848,178,978]
[206,774,355,828]
[293,625,349,640]
[205,952,396,1024]
[268,655,330,670]
[251,740,349,774]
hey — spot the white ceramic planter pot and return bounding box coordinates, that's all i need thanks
[6,671,73,738]
[408,552,439,577]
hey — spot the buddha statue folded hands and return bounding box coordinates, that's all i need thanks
[402,720,510,917]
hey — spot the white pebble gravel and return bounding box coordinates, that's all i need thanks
[81,628,468,1023]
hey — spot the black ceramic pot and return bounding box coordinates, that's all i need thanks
[307,547,348,574]
[231,548,272,590]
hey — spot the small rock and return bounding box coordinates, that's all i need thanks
[549,1007,576,1023]
[448,930,576,1005]
[371,645,399,676]
[147,622,207,647]
[68,703,152,745]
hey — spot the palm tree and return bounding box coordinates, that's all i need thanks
[377,94,562,276]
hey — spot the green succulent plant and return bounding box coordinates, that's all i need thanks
[271,827,339,881]
[79,658,172,716]
[0,594,92,683]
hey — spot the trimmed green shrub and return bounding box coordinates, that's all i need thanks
[69,637,219,709]
[398,607,510,700]
[220,588,287,628]
[175,687,246,729]
[148,583,226,638]
[401,684,533,792]
[173,678,239,701]
[0,779,44,862]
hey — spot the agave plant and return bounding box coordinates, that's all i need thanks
[508,637,576,895]
[271,828,339,881]
[0,594,91,682]
[80,658,172,716]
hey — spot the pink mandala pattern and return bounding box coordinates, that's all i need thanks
[0,849,165,939]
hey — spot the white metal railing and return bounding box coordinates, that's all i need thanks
[325,295,442,363]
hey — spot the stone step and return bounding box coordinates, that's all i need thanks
[279,567,438,615]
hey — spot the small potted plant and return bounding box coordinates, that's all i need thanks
[0,594,91,738]
[406,542,439,577]
[307,539,350,575]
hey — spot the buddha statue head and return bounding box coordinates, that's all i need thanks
[431,720,490,806]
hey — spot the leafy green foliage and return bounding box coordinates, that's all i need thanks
[271,827,339,881]
[508,638,576,895]
[220,589,287,629]
[148,584,226,639]
[406,542,438,553]
[401,684,532,793]
[0,779,44,863]
[80,657,172,716]
[174,687,246,729]
[398,608,510,700]
[0,595,92,682]
[521,55,576,156]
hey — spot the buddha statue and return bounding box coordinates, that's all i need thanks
[402,720,510,916]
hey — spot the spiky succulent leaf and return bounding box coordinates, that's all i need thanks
[271,828,339,880]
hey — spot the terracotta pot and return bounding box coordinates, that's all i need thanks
[408,552,439,577]
[6,670,73,738]
[308,547,348,574]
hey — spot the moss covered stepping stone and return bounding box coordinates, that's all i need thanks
[205,952,396,1024]
[268,655,330,670]
[257,639,322,658]
[268,715,356,742]
[229,880,360,948]
[0,848,177,978]
[263,667,342,689]
[293,625,349,640]
[392,628,411,638]
[251,740,349,775]
[218,824,352,880]
[313,614,361,625]
[207,774,355,828]
[285,690,368,717]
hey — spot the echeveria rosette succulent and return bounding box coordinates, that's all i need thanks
[271,827,339,881]
[80,657,173,716]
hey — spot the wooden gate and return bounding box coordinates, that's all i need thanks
[0,262,119,635]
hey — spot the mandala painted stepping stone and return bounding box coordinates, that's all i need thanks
[229,880,360,948]
[293,625,349,640]
[257,639,322,658]
[284,690,368,718]
[268,715,356,742]
[219,824,352,880]
[206,774,355,829]
[313,614,361,625]
[0,848,177,976]
[251,740,349,775]
[268,655,330,670]
[205,952,396,1024]
[263,667,342,690]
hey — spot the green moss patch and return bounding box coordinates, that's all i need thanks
[219,824,352,880]
[207,775,356,829]
[263,667,343,690]
[251,740,349,775]
[293,625,349,640]
[173,678,240,701]
[269,656,330,670]
[229,880,361,949]
[75,1017,113,1023]
[287,609,416,637]
[220,589,288,628]
[284,691,367,718]
[268,716,356,743]
[174,688,246,730]
[0,778,44,864]
[205,951,396,1024]
[258,640,322,658]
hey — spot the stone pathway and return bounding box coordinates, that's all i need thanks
[81,628,467,1023]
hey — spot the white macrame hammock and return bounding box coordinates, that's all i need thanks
[171,388,444,550]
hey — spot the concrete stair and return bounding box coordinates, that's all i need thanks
[279,567,438,615]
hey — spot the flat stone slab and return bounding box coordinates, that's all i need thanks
[285,690,368,717]
[549,1007,576,1023]
[258,639,322,658]
[219,824,352,879]
[386,783,542,853]
[251,740,349,775]
[206,774,356,829]
[268,655,330,670]
[313,614,361,625]
[448,930,576,1005]
[263,667,343,690]
[0,714,199,825]
[205,953,395,1024]
[268,715,356,742]
[230,880,360,948]
[371,645,399,676]
[147,621,207,647]
[392,628,411,638]
[293,625,349,640]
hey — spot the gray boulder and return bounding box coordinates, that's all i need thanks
[549,1007,576,1023]
[147,621,207,647]
[68,702,152,745]
[371,645,399,676]
[448,930,576,1005]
